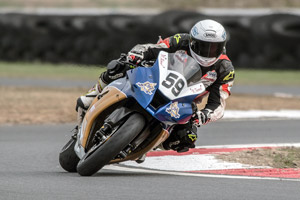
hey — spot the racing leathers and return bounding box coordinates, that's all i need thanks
[127,33,235,123]
[76,33,235,152]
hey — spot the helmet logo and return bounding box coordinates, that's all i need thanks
[192,26,199,36]
[203,31,216,38]
[222,31,226,40]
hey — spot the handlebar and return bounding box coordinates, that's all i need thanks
[118,53,155,69]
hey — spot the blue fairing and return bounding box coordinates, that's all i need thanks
[126,61,160,108]
[108,61,159,110]
[108,53,201,125]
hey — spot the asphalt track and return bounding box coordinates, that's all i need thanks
[1,78,300,199]
[1,120,300,200]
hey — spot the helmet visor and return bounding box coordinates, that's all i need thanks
[190,37,225,58]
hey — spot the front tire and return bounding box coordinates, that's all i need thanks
[77,113,145,176]
[59,137,80,172]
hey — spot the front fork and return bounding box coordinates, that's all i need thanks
[74,126,86,159]
[74,121,115,159]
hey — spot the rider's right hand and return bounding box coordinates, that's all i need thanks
[192,109,213,127]
[127,50,144,65]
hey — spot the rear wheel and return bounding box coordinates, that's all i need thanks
[59,136,80,172]
[76,113,145,176]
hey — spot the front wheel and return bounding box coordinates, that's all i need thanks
[76,113,145,176]
[59,137,80,172]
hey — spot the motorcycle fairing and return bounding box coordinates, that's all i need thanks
[109,51,207,124]
[75,51,206,158]
[76,86,127,152]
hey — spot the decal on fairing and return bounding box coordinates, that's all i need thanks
[189,83,204,93]
[136,81,157,95]
[89,105,95,113]
[158,51,205,101]
[159,53,168,69]
[166,101,180,119]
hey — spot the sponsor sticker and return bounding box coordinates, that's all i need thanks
[188,134,197,142]
[192,26,199,36]
[222,31,227,40]
[160,53,167,68]
[190,84,203,93]
[203,31,216,38]
[89,105,95,113]
[136,81,157,95]
[166,101,180,119]
[174,34,181,44]
[108,73,124,79]
[223,70,235,81]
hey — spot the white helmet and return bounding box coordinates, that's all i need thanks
[189,19,227,67]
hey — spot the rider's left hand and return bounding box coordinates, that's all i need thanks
[193,109,213,127]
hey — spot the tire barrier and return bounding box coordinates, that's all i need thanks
[0,11,299,69]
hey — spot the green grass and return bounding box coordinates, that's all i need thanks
[235,69,300,86]
[0,62,106,81]
[272,147,300,168]
[1,62,300,86]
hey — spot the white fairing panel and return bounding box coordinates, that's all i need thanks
[74,118,89,159]
[74,126,86,159]
[158,51,206,100]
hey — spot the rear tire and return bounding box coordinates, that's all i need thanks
[76,113,145,176]
[59,137,80,172]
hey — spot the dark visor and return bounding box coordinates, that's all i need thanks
[190,37,225,58]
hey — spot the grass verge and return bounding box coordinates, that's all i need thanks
[217,147,300,168]
[1,61,300,86]
[1,86,300,125]
[235,69,300,86]
[0,62,106,80]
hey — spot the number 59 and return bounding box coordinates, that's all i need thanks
[162,73,185,96]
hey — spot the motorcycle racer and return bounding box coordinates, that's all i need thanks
[76,19,235,155]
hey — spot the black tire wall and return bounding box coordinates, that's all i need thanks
[0,11,299,69]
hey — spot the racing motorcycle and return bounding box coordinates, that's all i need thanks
[59,51,208,176]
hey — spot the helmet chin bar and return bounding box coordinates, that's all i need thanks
[190,49,219,67]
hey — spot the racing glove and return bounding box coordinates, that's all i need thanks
[193,109,213,127]
[127,50,144,65]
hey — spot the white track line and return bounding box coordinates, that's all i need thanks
[104,165,300,182]
[197,143,300,149]
[224,110,300,119]
[120,144,300,172]
[103,143,300,181]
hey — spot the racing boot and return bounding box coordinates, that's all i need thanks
[76,78,107,126]
[161,124,197,153]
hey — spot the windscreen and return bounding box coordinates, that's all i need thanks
[168,51,202,86]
